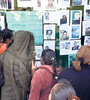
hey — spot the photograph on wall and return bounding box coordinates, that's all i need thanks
[84,5,90,20]
[59,25,70,40]
[68,54,76,67]
[0,16,5,30]
[71,25,81,39]
[33,0,45,11]
[43,11,57,24]
[35,46,43,60]
[17,0,33,7]
[44,40,55,51]
[57,10,69,25]
[84,36,90,46]
[8,0,14,10]
[36,61,41,67]
[57,0,70,9]
[0,0,8,9]
[71,10,82,25]
[44,0,57,10]
[72,0,87,6]
[44,24,55,39]
[83,21,90,36]
[71,40,81,52]
[60,41,71,55]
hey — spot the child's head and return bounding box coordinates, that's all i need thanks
[48,0,54,6]
[41,49,57,77]
[74,11,80,20]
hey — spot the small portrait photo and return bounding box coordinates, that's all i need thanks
[45,12,49,20]
[60,30,69,40]
[44,40,55,51]
[68,54,76,67]
[46,30,52,39]
[85,27,90,36]
[71,26,80,39]
[72,41,80,50]
[85,10,90,20]
[60,41,71,55]
[37,0,41,7]
[72,0,82,6]
[44,24,55,39]
[60,15,67,25]
[84,36,90,46]
[45,0,56,10]
[65,42,70,49]
[35,46,42,60]
[72,11,80,24]
[0,0,8,9]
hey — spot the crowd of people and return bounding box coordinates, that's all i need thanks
[0,28,90,100]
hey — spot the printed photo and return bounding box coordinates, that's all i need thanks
[84,5,90,20]
[44,40,55,51]
[36,61,41,67]
[72,0,87,6]
[71,40,81,54]
[45,0,57,10]
[8,0,14,9]
[72,41,80,50]
[44,24,55,39]
[72,10,81,24]
[83,21,90,36]
[59,25,70,40]
[0,0,8,9]
[57,0,70,9]
[33,0,45,11]
[84,36,90,46]
[68,54,76,67]
[17,0,33,7]
[59,10,69,25]
[0,16,5,30]
[43,11,57,24]
[60,41,71,55]
[71,25,81,39]
[72,0,82,6]
[35,46,42,60]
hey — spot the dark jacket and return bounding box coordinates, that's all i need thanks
[0,31,35,100]
[58,64,90,100]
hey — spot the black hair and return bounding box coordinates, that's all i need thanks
[50,79,77,100]
[2,29,13,42]
[41,49,57,78]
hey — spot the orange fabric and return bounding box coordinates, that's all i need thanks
[0,43,7,55]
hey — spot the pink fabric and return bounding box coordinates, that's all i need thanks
[29,65,55,100]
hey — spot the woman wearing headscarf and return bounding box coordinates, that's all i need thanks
[58,45,90,100]
[0,30,35,100]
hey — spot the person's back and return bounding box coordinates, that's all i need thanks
[0,30,35,100]
[29,49,60,100]
[58,45,90,100]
